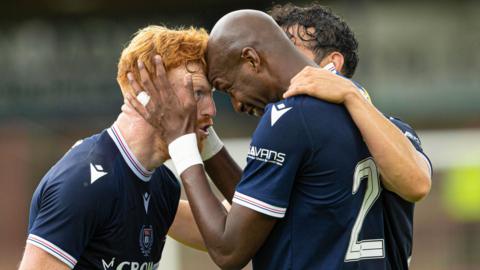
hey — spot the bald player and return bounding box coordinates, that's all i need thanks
[125,10,429,270]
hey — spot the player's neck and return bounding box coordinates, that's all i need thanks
[114,106,168,171]
[274,49,317,97]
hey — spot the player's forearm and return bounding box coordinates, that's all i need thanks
[344,91,431,202]
[180,166,233,257]
[168,200,207,251]
[204,147,242,203]
[180,165,251,269]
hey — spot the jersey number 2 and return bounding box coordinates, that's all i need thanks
[345,158,385,261]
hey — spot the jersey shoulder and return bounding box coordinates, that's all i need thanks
[386,116,422,146]
[254,95,358,161]
[260,95,342,129]
[254,96,311,148]
[385,115,432,174]
[36,130,120,209]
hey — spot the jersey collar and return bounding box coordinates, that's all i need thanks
[323,62,338,74]
[322,62,372,103]
[107,124,154,182]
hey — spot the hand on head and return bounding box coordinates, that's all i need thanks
[124,55,198,145]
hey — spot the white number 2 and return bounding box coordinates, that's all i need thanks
[345,158,385,262]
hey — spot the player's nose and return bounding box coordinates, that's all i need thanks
[206,96,217,117]
[199,94,216,118]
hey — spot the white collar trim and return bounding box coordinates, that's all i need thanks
[107,124,154,182]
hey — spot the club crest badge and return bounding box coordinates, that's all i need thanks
[139,225,154,257]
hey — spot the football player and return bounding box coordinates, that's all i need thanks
[19,26,216,270]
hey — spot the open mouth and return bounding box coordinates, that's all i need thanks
[197,123,212,138]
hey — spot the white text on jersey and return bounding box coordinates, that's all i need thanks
[248,146,286,166]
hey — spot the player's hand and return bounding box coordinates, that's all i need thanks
[284,66,357,104]
[125,55,197,144]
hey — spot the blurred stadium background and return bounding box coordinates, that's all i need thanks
[0,0,479,269]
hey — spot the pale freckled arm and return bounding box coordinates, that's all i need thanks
[19,244,71,270]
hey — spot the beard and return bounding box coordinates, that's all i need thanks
[157,124,207,161]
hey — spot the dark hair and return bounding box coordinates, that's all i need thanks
[269,3,359,78]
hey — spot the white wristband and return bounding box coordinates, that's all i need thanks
[168,133,203,175]
[201,127,224,161]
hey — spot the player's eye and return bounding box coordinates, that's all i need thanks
[194,89,204,100]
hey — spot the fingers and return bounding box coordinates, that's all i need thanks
[124,92,151,122]
[283,88,294,99]
[127,72,143,96]
[291,66,328,85]
[180,73,196,107]
[283,85,308,99]
[184,73,194,93]
[152,55,170,100]
[290,66,312,85]
[137,60,158,98]
[154,55,167,78]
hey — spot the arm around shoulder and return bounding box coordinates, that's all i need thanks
[344,92,432,202]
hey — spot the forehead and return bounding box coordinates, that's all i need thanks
[207,58,230,84]
[206,43,233,82]
[191,71,210,87]
[188,63,210,87]
[168,62,210,87]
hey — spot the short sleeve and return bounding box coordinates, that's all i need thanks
[27,169,104,268]
[233,100,309,218]
[388,116,433,175]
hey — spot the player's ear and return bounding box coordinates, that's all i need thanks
[241,47,260,72]
[319,51,344,74]
[329,51,345,74]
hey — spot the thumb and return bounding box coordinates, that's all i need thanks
[184,73,193,91]
[180,73,195,106]
[283,85,303,99]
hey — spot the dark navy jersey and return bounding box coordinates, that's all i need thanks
[381,116,432,269]
[331,65,432,268]
[232,95,431,268]
[27,124,180,269]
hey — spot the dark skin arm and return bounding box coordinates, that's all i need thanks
[125,56,276,269]
[204,147,242,203]
[181,165,276,269]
